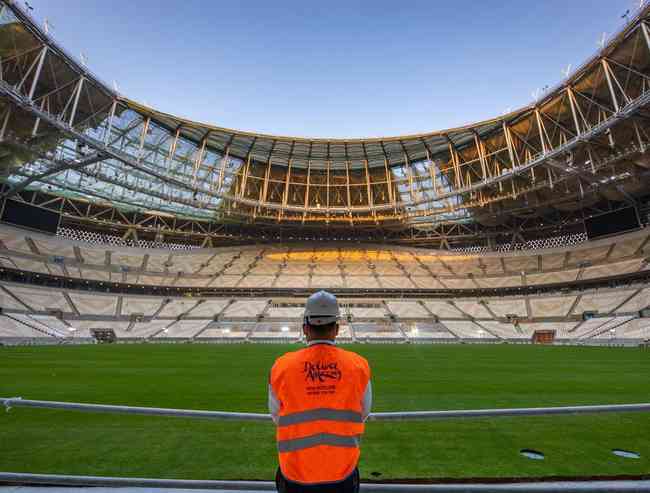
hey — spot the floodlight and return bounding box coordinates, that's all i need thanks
[281,326,290,332]
[68,327,77,332]
[222,328,231,333]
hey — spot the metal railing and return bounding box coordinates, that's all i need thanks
[3,397,650,422]
[1,472,650,492]
[2,397,650,492]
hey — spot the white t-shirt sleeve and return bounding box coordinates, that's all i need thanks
[268,383,281,424]
[361,380,372,421]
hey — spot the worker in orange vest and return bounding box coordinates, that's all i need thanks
[269,290,372,493]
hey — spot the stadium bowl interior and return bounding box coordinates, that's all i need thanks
[0,0,650,487]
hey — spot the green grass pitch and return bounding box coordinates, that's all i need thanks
[1,343,649,481]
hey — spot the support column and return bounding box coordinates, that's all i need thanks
[69,77,85,127]
[104,100,118,146]
[566,87,582,136]
[27,46,47,101]
[601,59,620,112]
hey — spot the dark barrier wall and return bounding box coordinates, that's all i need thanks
[585,207,640,240]
[1,200,60,234]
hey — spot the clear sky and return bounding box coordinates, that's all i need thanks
[26,0,638,138]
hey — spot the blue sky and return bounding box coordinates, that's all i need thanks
[26,0,637,138]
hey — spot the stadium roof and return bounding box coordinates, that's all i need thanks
[0,1,649,248]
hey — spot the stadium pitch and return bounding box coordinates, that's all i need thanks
[0,343,648,481]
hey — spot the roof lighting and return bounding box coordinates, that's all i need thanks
[222,328,231,333]
[281,326,290,332]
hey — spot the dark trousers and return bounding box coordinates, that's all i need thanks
[275,467,360,493]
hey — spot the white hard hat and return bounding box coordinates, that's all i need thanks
[304,290,340,326]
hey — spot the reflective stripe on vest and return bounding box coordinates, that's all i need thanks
[278,433,360,453]
[278,408,363,427]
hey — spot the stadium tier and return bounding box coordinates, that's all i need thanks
[0,223,648,345]
[0,1,649,347]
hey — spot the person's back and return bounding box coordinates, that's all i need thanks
[269,291,372,493]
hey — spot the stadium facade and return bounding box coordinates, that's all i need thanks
[0,0,649,345]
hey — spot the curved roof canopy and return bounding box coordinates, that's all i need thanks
[0,0,649,249]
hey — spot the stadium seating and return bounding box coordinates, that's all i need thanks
[0,223,648,345]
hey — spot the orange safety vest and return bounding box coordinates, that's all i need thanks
[270,343,371,484]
